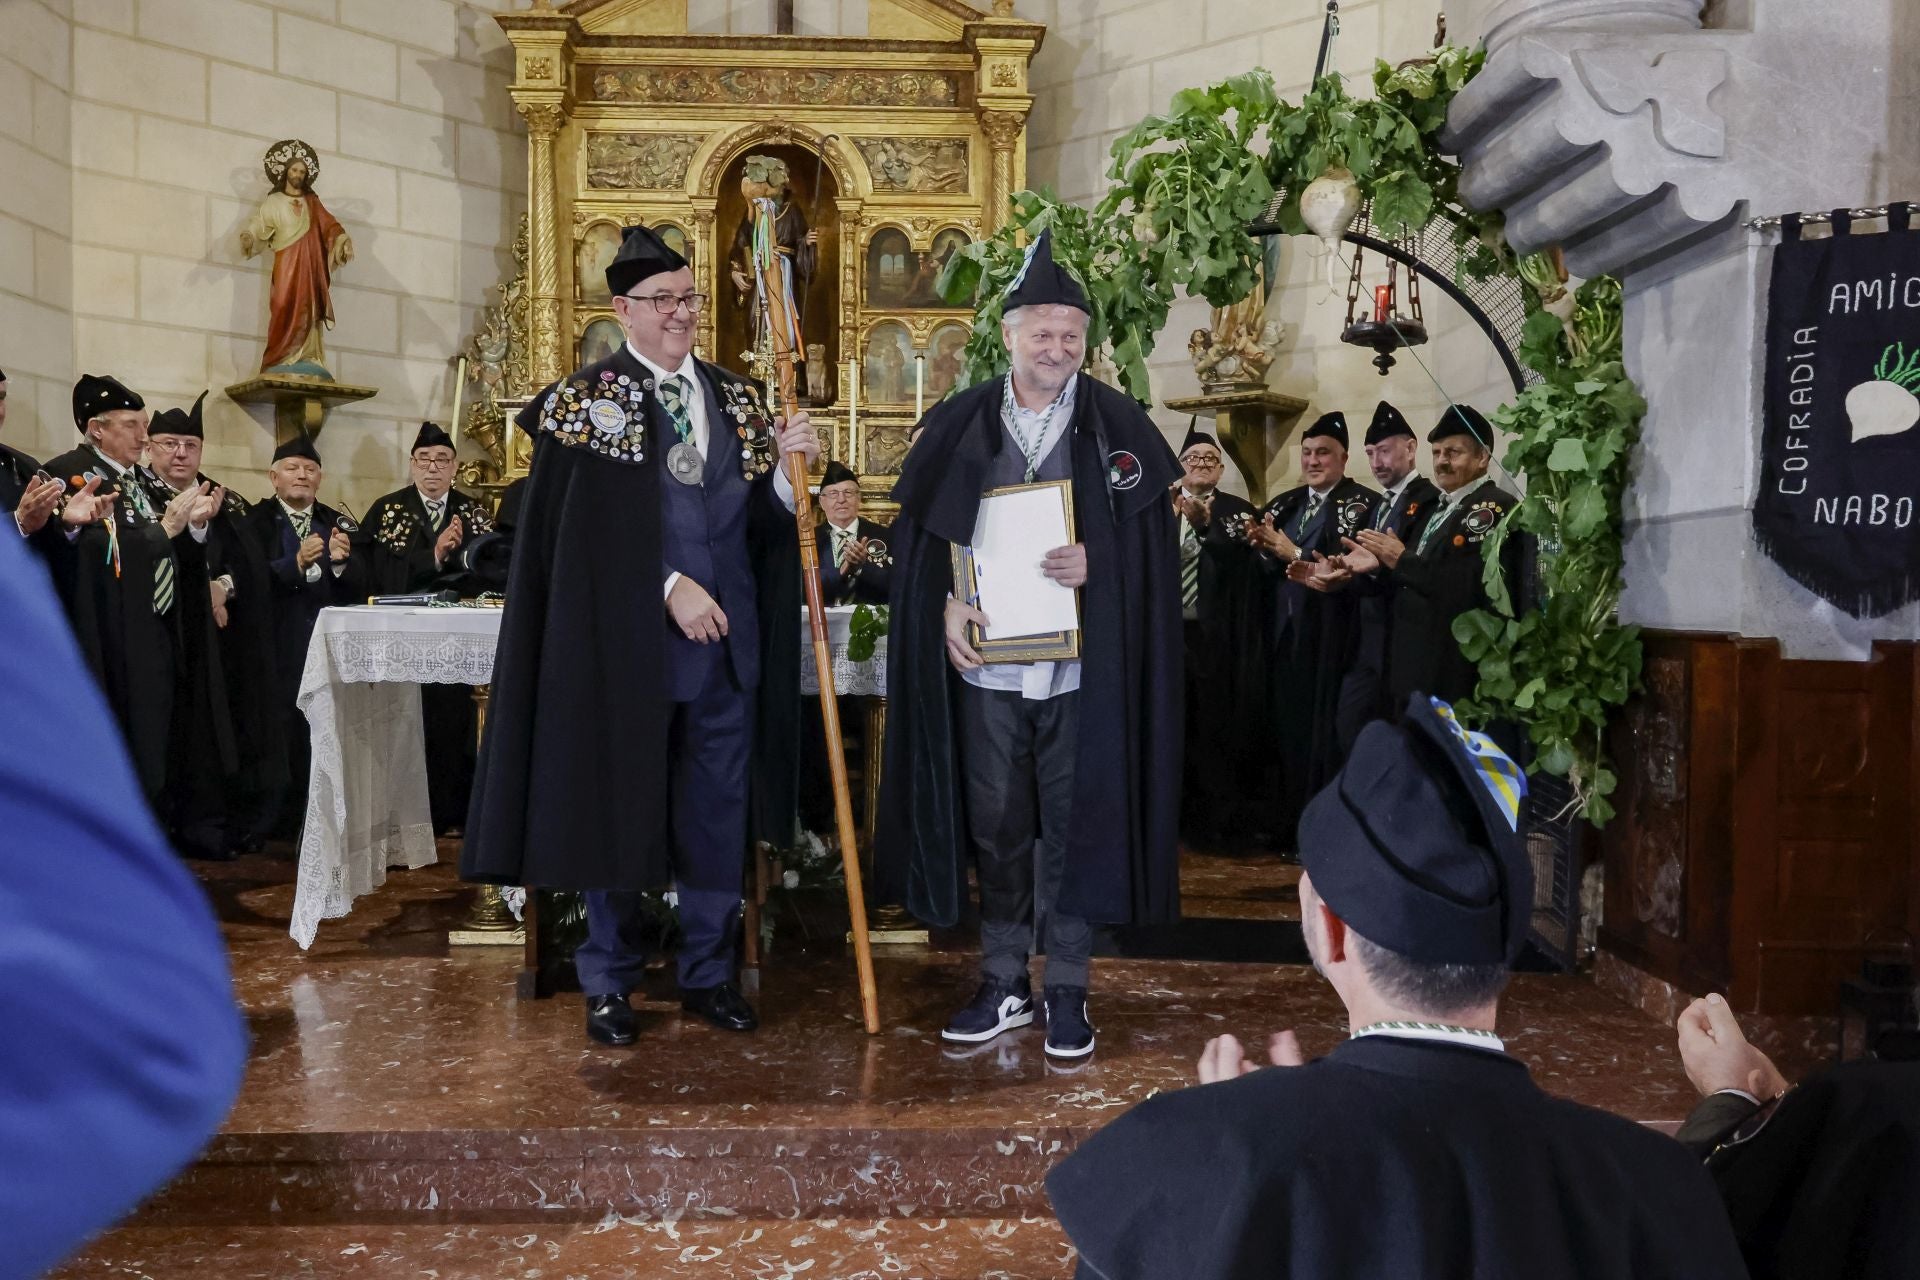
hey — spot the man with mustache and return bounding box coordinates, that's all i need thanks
[1246,412,1379,852]
[878,230,1183,1059]
[1329,401,1440,750]
[1341,405,1522,714]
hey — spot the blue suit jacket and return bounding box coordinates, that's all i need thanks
[0,529,246,1278]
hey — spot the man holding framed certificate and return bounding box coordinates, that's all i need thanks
[877,231,1184,1060]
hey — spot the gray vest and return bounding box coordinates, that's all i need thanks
[986,418,1074,492]
[659,369,760,700]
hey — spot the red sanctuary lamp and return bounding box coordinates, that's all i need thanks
[1340,244,1429,374]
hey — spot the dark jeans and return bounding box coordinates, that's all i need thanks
[958,683,1092,990]
[574,660,752,995]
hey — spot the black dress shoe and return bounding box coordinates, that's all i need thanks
[584,994,638,1047]
[680,983,758,1032]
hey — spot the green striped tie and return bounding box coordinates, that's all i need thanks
[1180,519,1200,611]
[153,552,174,614]
[659,375,694,444]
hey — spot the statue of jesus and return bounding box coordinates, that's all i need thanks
[240,139,354,375]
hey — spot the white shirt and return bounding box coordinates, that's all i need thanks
[628,343,797,599]
[962,376,1081,701]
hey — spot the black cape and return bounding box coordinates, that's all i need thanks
[360,484,495,595]
[1181,489,1268,845]
[875,373,1184,927]
[461,349,800,891]
[195,481,286,809]
[1047,1035,1749,1280]
[1388,477,1522,707]
[1335,474,1440,751]
[1679,1060,1920,1280]
[43,447,217,802]
[1257,475,1379,845]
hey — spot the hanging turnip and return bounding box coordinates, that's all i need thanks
[1298,167,1359,289]
[1845,342,1920,443]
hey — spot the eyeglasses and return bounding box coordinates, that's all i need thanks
[1184,453,1223,467]
[621,291,709,314]
[148,438,197,453]
[415,455,455,468]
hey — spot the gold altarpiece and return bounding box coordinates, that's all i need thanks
[462,0,1044,512]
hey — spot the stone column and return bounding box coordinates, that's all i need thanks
[519,102,567,386]
[1444,0,1920,658]
[980,110,1024,233]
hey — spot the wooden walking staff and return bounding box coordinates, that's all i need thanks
[748,179,881,1035]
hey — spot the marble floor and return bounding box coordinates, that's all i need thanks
[54,849,1704,1278]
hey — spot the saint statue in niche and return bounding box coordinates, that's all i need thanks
[240,139,354,376]
[730,154,817,382]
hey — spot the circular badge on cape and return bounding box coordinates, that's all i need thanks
[667,441,704,486]
[1462,502,1501,538]
[1340,496,1370,532]
[587,398,628,436]
[1107,450,1142,491]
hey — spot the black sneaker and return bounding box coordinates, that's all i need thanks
[1043,986,1095,1058]
[940,975,1035,1044]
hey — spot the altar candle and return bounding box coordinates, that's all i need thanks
[847,360,859,434]
[1374,283,1393,323]
[915,354,925,419]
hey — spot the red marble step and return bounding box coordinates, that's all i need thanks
[53,1214,1076,1279]
[140,1121,1085,1225]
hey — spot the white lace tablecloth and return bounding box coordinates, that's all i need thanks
[290,606,502,949]
[801,604,887,697]
[289,603,880,947]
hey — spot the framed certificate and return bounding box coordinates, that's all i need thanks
[949,478,1080,663]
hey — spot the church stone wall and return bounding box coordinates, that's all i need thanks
[0,0,78,468]
[1023,0,1516,500]
[8,0,528,516]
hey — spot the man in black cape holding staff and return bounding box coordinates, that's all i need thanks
[876,230,1183,1059]
[461,225,817,1046]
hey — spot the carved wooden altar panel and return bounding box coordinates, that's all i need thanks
[1601,634,1920,1016]
[491,0,1043,507]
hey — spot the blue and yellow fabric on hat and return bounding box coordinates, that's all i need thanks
[1298,692,1532,964]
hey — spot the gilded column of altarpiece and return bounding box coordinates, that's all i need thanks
[467,0,1044,512]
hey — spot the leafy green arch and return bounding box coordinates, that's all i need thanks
[936,50,1643,822]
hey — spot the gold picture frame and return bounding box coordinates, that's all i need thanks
[948,478,1080,663]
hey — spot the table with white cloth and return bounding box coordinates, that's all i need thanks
[289,603,886,948]
[290,605,501,949]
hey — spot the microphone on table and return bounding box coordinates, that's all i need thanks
[367,589,459,606]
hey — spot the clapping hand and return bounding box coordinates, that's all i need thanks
[1676,994,1789,1102]
[1173,489,1212,528]
[61,476,115,527]
[1352,527,1406,570]
[161,481,209,538]
[1287,552,1350,593]
[1197,1031,1305,1084]
[328,527,353,562]
[13,475,63,535]
[1248,511,1299,561]
[296,533,325,570]
[434,515,463,567]
[840,536,871,571]
[188,483,224,529]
